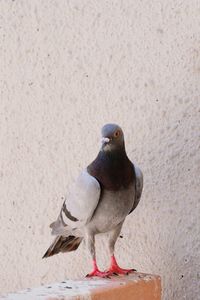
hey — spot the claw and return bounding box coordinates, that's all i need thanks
[86,269,110,278]
[86,259,110,278]
[106,255,136,276]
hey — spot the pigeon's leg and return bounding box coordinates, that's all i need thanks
[86,233,109,278]
[107,222,136,275]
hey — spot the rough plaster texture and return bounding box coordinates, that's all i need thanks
[0,1,199,299]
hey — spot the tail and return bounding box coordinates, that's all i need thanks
[42,235,83,258]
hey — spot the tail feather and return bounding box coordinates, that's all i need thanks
[42,235,83,258]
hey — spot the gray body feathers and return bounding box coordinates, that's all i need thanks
[43,165,143,258]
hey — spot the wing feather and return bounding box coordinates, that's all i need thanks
[51,169,101,235]
[129,164,143,214]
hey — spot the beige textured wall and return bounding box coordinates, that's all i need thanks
[0,1,199,299]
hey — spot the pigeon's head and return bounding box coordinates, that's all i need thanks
[101,123,124,152]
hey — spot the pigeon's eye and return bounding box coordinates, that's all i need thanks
[114,130,120,138]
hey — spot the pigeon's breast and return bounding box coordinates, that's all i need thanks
[87,183,135,234]
[87,153,135,191]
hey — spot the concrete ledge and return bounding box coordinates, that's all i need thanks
[1,272,161,300]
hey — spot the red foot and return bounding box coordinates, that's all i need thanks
[107,255,136,276]
[86,259,110,278]
[86,269,110,278]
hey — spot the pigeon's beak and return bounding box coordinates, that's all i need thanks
[101,137,110,145]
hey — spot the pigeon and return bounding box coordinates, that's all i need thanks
[43,123,143,277]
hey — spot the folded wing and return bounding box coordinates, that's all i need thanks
[129,164,143,214]
[50,169,101,235]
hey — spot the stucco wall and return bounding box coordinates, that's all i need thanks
[0,1,199,299]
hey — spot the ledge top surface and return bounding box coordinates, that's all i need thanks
[0,272,161,300]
